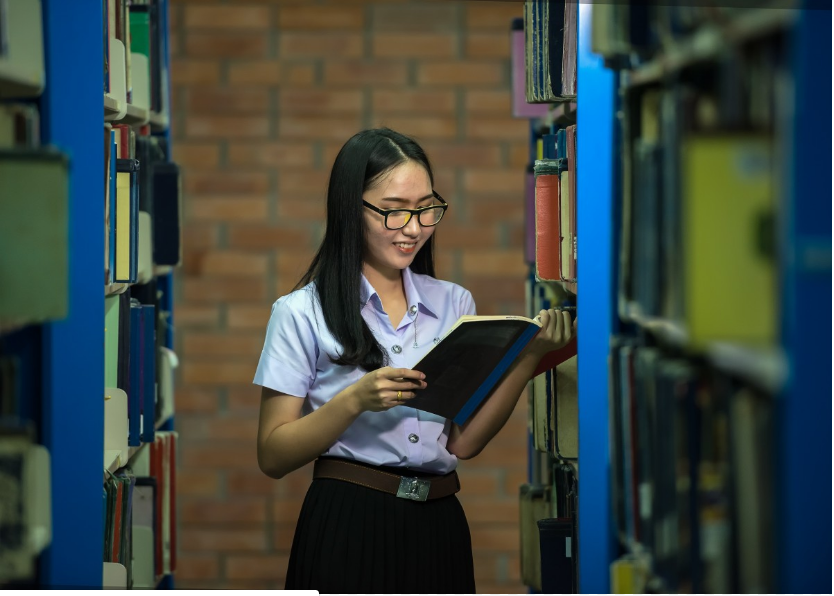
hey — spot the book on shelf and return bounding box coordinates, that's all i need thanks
[407,312,576,425]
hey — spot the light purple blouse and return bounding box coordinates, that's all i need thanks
[253,267,476,474]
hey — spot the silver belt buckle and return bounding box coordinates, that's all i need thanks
[396,476,430,501]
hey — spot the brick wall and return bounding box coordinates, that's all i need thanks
[169,1,531,591]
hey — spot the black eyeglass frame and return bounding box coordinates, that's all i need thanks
[362,191,449,230]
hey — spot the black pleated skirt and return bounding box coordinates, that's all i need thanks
[285,463,476,594]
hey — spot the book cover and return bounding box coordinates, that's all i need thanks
[408,314,574,425]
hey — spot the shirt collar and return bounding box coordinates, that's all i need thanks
[359,267,439,319]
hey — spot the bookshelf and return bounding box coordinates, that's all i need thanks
[0,0,180,589]
[590,1,830,594]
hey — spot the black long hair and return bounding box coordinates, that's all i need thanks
[296,128,436,371]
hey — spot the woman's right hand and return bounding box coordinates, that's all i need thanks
[346,367,427,413]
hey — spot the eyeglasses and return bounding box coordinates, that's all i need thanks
[362,192,448,230]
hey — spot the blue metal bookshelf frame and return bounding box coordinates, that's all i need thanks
[778,4,832,593]
[39,0,104,588]
[576,3,616,593]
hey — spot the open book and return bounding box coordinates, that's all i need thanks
[408,314,576,425]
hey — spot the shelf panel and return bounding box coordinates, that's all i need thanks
[118,103,150,126]
[622,302,689,347]
[105,415,173,475]
[625,7,799,88]
[149,110,169,132]
[104,92,121,119]
[706,342,787,394]
[0,61,44,98]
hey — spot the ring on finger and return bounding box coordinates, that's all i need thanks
[396,390,402,401]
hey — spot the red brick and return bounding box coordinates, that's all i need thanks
[227,225,313,251]
[171,59,221,85]
[273,522,299,551]
[372,4,457,32]
[373,33,457,58]
[504,469,529,497]
[277,169,328,194]
[466,3,524,30]
[181,443,259,468]
[466,89,512,114]
[456,468,499,496]
[466,32,512,58]
[173,142,221,168]
[185,115,271,139]
[186,87,270,114]
[434,225,498,249]
[228,387,264,414]
[180,527,266,553]
[466,195,524,225]
[175,387,221,414]
[226,555,290,581]
[185,32,269,59]
[227,304,273,330]
[272,498,304,523]
[283,63,317,86]
[227,60,284,85]
[508,141,532,167]
[180,497,268,524]
[280,89,363,115]
[195,251,269,277]
[187,198,268,222]
[185,170,270,195]
[421,141,502,167]
[278,6,364,30]
[459,498,520,524]
[463,169,523,194]
[274,464,314,498]
[183,331,265,357]
[371,115,457,140]
[467,117,529,141]
[227,469,280,496]
[175,304,221,329]
[228,142,315,167]
[176,553,220,581]
[182,277,267,303]
[184,6,272,30]
[461,249,526,277]
[277,196,326,221]
[418,61,504,86]
[279,115,362,140]
[182,361,260,385]
[280,33,363,58]
[204,416,259,441]
[176,469,222,497]
[469,523,520,552]
[323,61,408,86]
[372,90,455,115]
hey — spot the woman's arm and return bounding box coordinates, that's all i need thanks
[257,367,426,479]
[446,309,574,460]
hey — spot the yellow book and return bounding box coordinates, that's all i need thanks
[682,136,776,347]
[115,169,131,281]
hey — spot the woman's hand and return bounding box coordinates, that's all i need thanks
[528,308,576,357]
[344,367,427,413]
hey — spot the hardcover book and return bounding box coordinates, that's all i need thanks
[408,314,576,425]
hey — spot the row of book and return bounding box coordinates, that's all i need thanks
[523,0,577,104]
[103,431,178,589]
[619,82,779,351]
[531,124,577,294]
[519,462,578,594]
[609,339,774,593]
[104,0,168,118]
[0,428,51,585]
[104,123,182,292]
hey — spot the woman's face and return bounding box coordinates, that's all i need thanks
[362,160,436,279]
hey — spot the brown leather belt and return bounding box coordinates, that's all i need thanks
[313,457,460,502]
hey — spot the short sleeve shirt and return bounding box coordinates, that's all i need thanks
[253,267,476,474]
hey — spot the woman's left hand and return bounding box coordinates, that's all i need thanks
[528,308,575,356]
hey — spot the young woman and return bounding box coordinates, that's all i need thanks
[254,128,574,593]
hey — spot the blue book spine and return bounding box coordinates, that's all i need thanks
[128,302,142,446]
[141,305,156,443]
[129,168,139,283]
[454,324,541,426]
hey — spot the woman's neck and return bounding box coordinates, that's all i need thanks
[363,264,404,298]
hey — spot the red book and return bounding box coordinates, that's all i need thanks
[533,338,577,378]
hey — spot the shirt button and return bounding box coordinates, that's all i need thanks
[408,434,419,443]
[391,345,402,354]
[408,305,418,316]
